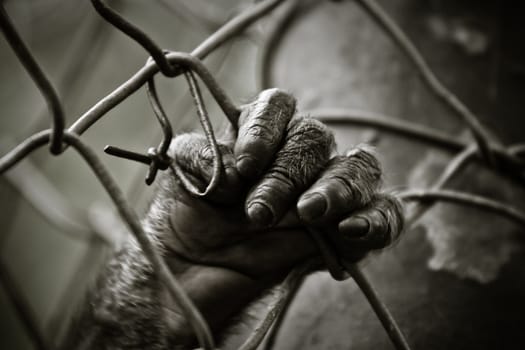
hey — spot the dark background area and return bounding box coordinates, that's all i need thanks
[1,0,524,349]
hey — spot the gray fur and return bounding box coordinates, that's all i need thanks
[60,172,187,350]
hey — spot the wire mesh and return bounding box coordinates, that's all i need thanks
[1,0,524,349]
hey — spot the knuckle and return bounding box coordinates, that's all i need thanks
[345,144,382,184]
[256,88,296,115]
[287,117,333,144]
[378,194,405,240]
[315,175,355,213]
[239,89,296,137]
[242,121,277,144]
[319,154,379,210]
[361,215,388,250]
[250,170,295,201]
[369,214,385,239]
[365,194,405,247]
[235,90,296,161]
[275,117,334,188]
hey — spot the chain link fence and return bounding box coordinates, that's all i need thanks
[1,0,524,349]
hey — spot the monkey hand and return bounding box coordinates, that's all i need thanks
[145,89,403,342]
[150,88,403,281]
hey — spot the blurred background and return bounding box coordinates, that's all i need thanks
[1,0,524,349]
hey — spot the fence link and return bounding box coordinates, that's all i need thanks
[1,0,524,349]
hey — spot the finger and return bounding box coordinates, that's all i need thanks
[337,193,404,250]
[246,117,335,227]
[297,145,382,223]
[170,133,243,203]
[234,88,296,178]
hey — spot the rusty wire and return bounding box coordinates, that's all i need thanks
[1,0,525,350]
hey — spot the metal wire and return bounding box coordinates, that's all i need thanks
[173,70,223,197]
[0,1,287,348]
[146,78,173,159]
[0,4,64,154]
[1,0,524,349]
[256,0,302,90]
[2,158,115,245]
[343,262,412,350]
[90,0,178,77]
[69,51,240,136]
[0,130,216,348]
[23,2,111,137]
[309,108,466,153]
[401,189,525,226]
[238,260,317,350]
[354,0,498,166]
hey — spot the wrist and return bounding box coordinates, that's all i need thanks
[161,252,274,345]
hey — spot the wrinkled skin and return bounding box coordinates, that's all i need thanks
[165,89,403,279]
[63,89,403,349]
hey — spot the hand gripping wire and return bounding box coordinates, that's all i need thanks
[104,68,225,197]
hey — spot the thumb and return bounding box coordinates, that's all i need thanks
[169,133,243,203]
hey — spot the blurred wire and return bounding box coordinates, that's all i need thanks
[261,269,304,350]
[125,36,237,204]
[2,157,115,245]
[45,235,112,347]
[156,0,225,33]
[401,189,525,226]
[2,0,524,349]
[257,0,302,90]
[69,51,240,136]
[23,3,114,137]
[238,260,316,350]
[405,145,477,227]
[0,4,64,154]
[0,259,49,350]
[192,0,286,59]
[91,0,179,77]
[406,143,525,228]
[355,0,499,166]
[310,108,467,153]
[0,128,216,348]
[343,262,411,350]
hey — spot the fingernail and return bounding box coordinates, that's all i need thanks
[297,193,327,221]
[236,155,257,178]
[247,201,274,227]
[339,216,370,237]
